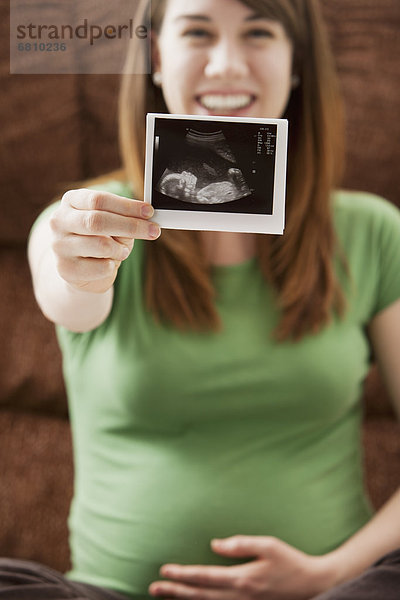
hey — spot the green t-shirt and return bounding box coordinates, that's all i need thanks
[45,183,400,598]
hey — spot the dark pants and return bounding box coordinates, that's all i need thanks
[0,559,131,600]
[313,547,400,600]
[0,550,400,599]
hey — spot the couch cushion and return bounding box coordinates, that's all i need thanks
[0,248,67,417]
[0,0,83,243]
[79,75,121,175]
[1,3,121,244]
[363,419,400,510]
[0,410,72,572]
[322,0,400,207]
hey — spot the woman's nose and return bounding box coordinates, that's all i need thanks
[204,39,249,80]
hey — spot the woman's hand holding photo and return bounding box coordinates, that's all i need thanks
[50,188,160,295]
[28,188,160,332]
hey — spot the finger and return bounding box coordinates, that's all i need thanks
[63,209,160,240]
[53,234,132,262]
[57,256,119,283]
[211,536,279,559]
[149,580,235,599]
[160,564,235,588]
[64,189,155,220]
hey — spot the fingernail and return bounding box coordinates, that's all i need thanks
[150,587,162,597]
[149,224,161,239]
[212,538,228,547]
[141,203,154,218]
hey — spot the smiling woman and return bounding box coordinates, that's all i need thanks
[121,0,345,338]
[20,0,400,599]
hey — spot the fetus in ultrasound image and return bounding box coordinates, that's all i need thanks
[156,129,251,205]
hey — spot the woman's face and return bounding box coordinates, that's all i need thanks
[153,0,294,118]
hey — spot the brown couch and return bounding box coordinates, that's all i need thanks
[1,0,399,575]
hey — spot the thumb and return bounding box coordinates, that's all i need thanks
[211,535,274,558]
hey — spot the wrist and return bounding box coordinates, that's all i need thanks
[308,552,349,597]
[316,547,363,592]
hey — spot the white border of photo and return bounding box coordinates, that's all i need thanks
[144,113,288,234]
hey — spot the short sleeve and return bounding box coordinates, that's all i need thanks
[333,191,400,322]
[373,200,400,315]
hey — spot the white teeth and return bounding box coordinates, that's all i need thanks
[199,94,253,111]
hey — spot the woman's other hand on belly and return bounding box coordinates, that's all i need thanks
[148,535,338,599]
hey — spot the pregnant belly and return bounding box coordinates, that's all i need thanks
[68,445,370,598]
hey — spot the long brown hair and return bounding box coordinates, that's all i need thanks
[119,0,346,340]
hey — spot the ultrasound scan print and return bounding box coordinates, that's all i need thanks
[156,129,251,205]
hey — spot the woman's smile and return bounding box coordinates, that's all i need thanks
[195,91,256,115]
